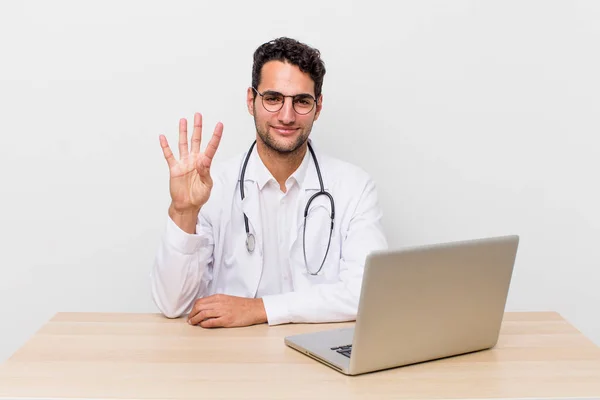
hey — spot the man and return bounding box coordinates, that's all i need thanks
[152,37,388,328]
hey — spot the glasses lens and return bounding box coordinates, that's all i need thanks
[262,92,284,112]
[293,96,315,114]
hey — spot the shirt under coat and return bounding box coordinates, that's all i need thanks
[151,139,389,325]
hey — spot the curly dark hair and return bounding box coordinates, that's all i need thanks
[251,37,326,100]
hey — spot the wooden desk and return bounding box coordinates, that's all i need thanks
[0,312,599,399]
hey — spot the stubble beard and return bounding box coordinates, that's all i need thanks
[253,105,313,156]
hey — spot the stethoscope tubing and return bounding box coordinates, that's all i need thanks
[238,140,335,275]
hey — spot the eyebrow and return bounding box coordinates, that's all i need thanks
[263,89,315,98]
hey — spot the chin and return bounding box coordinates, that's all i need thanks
[264,133,306,154]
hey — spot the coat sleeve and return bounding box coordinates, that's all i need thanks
[261,177,388,325]
[150,210,215,318]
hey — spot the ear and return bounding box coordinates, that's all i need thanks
[247,87,255,116]
[314,94,323,121]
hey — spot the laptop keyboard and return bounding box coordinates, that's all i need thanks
[330,344,352,358]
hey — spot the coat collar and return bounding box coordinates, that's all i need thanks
[238,139,332,255]
[240,138,328,192]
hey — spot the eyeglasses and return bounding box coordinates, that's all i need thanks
[252,87,317,115]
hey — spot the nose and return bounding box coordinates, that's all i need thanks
[277,97,296,125]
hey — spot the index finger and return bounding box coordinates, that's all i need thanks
[200,317,226,328]
[192,295,220,309]
[159,135,177,168]
[201,122,224,166]
[188,296,215,318]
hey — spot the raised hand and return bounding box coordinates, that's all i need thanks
[159,113,223,233]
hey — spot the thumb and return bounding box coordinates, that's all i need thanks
[196,155,212,181]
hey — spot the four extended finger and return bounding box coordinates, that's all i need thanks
[195,122,224,177]
[159,135,177,168]
[191,113,203,155]
[178,118,189,158]
[203,122,224,162]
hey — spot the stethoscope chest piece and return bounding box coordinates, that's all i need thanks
[246,232,256,253]
[239,140,335,275]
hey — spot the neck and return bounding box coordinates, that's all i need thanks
[256,140,307,192]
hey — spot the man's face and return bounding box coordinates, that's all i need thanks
[247,60,322,154]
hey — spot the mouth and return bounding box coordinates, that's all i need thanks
[270,125,299,136]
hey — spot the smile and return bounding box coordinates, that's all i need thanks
[271,126,299,135]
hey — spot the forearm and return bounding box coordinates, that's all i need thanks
[263,177,389,325]
[262,277,362,326]
[151,215,214,318]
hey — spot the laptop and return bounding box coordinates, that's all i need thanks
[284,235,520,375]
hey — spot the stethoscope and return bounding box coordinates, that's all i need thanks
[239,140,335,275]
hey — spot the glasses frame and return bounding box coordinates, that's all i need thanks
[252,87,318,115]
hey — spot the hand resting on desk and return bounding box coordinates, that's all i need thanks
[187,294,268,328]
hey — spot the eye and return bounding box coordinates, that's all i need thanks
[295,97,313,106]
[264,93,283,103]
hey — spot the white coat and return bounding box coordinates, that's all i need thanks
[151,140,388,325]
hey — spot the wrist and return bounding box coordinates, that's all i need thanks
[169,203,200,216]
[168,203,200,234]
[254,298,268,324]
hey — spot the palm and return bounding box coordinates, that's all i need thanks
[160,113,223,212]
[168,153,208,210]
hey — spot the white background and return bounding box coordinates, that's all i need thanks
[0,0,598,362]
